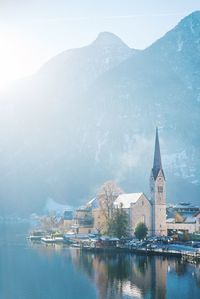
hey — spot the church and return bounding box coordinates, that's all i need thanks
[68,128,168,236]
[112,128,167,236]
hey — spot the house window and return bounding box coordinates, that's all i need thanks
[158,186,163,193]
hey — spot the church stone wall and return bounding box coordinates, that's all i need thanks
[130,194,152,235]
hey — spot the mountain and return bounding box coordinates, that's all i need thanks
[31,31,136,102]
[0,12,200,215]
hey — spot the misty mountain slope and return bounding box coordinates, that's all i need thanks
[0,12,200,215]
[35,32,137,98]
[1,32,136,106]
[86,11,200,198]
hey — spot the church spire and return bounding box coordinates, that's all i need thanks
[152,128,164,180]
[150,128,167,236]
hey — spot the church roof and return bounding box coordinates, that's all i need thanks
[114,193,144,209]
[86,197,99,209]
[152,128,165,180]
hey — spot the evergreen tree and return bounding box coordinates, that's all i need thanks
[108,204,129,238]
[135,222,148,240]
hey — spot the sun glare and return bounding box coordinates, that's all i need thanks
[0,30,40,91]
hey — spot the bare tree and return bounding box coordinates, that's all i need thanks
[97,181,123,221]
[39,216,60,232]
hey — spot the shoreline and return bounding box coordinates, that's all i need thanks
[80,245,200,264]
[28,239,200,265]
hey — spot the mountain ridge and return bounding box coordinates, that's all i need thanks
[0,11,200,215]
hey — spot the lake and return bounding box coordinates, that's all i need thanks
[0,223,200,299]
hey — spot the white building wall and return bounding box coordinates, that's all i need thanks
[150,170,167,236]
[130,194,152,235]
[167,222,196,234]
[195,213,200,232]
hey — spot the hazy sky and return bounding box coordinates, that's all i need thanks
[0,0,200,87]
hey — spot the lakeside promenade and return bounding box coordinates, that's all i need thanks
[80,243,200,263]
[27,233,200,264]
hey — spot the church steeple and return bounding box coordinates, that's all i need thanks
[150,128,167,236]
[152,128,165,180]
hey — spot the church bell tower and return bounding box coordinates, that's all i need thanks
[150,128,167,236]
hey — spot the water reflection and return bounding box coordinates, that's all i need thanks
[1,224,200,299]
[69,251,159,299]
[28,242,200,299]
[74,252,167,299]
[69,250,200,299]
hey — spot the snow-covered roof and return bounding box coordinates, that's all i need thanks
[166,217,196,224]
[114,193,143,209]
[86,197,99,209]
[166,218,175,223]
[184,217,196,223]
[100,236,119,241]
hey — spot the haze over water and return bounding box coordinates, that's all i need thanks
[0,223,200,299]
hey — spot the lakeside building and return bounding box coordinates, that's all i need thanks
[72,206,94,234]
[63,210,73,230]
[63,129,200,236]
[166,203,200,234]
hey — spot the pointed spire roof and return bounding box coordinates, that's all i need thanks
[152,128,165,180]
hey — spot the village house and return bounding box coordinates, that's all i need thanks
[166,203,200,234]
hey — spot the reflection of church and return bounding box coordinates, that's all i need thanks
[70,249,200,299]
[70,250,168,299]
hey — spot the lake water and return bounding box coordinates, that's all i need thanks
[0,223,200,299]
